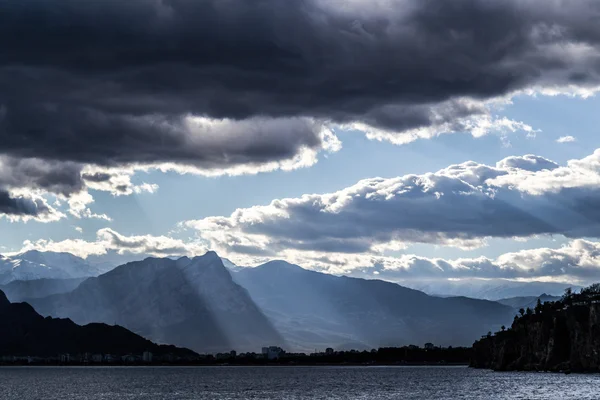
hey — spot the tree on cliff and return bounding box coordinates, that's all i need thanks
[471,282,600,373]
[562,287,573,306]
[535,298,542,314]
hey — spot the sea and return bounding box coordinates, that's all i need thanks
[1,365,599,399]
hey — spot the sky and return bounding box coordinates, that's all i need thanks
[2,0,600,285]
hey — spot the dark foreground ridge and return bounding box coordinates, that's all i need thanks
[0,289,198,363]
[471,284,600,373]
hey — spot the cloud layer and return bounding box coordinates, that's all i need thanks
[10,148,600,282]
[18,228,207,260]
[13,228,600,284]
[4,0,600,220]
[179,150,600,273]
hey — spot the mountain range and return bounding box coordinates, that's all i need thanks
[3,251,516,353]
[406,279,577,300]
[231,261,514,351]
[0,289,197,358]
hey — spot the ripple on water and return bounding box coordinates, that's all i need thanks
[0,366,599,400]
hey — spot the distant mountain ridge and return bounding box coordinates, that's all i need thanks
[231,260,516,351]
[496,294,561,312]
[408,279,578,300]
[0,278,86,303]
[0,289,197,358]
[0,250,109,285]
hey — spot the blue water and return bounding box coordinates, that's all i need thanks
[1,366,598,399]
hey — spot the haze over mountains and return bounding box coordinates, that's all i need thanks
[231,261,514,351]
[0,278,85,303]
[30,253,285,353]
[0,249,579,353]
[407,279,576,301]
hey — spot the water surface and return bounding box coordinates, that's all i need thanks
[1,366,598,399]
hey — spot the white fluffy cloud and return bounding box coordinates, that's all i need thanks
[180,150,600,272]
[18,228,207,259]
[370,239,600,284]
[15,228,600,283]
[557,136,576,143]
[487,149,600,195]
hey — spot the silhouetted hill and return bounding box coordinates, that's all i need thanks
[471,285,600,372]
[496,294,561,311]
[31,252,284,353]
[0,289,197,358]
[232,261,515,351]
[0,278,86,302]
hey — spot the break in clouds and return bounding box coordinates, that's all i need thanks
[3,0,600,219]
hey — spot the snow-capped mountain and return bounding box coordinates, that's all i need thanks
[0,250,110,285]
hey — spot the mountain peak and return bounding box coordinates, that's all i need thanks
[19,249,79,259]
[258,260,305,272]
[202,250,220,259]
[189,251,224,266]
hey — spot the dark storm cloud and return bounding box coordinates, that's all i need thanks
[1,0,600,170]
[81,172,113,183]
[0,156,84,195]
[0,190,50,217]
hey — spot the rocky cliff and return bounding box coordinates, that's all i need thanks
[471,286,600,372]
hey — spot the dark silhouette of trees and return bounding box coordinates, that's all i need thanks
[562,287,573,306]
[535,298,542,314]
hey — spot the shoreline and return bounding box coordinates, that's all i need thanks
[0,362,470,368]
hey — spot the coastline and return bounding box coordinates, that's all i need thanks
[0,361,470,368]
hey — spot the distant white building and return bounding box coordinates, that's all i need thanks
[262,346,284,360]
